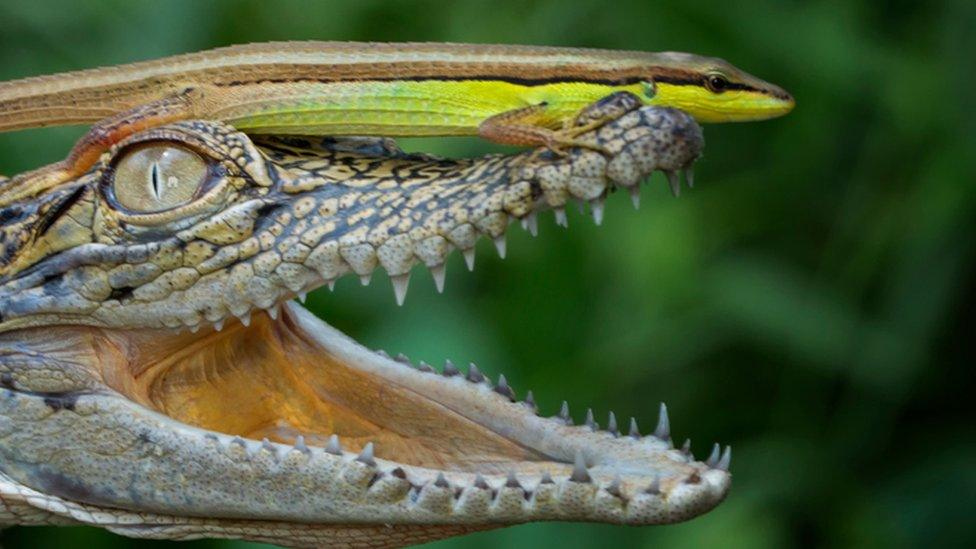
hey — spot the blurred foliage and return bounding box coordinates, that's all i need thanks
[1,0,974,547]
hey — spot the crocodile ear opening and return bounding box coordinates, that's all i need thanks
[111,305,552,474]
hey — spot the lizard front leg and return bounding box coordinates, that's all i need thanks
[477,91,643,156]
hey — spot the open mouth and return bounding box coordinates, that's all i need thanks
[108,300,731,524]
[0,100,730,536]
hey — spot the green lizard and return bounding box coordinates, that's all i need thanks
[0,42,793,203]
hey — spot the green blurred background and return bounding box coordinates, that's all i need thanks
[1,0,974,547]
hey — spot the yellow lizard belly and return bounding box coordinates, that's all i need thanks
[214,80,649,137]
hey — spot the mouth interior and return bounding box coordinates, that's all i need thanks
[115,303,566,477]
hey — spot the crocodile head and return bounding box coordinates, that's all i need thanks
[0,94,729,547]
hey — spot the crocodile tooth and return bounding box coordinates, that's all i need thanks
[493,235,507,258]
[576,200,586,215]
[569,451,591,483]
[705,443,721,468]
[394,353,410,364]
[523,390,537,412]
[590,197,605,225]
[359,274,371,286]
[494,374,515,400]
[505,470,522,489]
[214,319,224,331]
[629,186,641,209]
[434,472,450,489]
[666,170,681,197]
[189,324,200,333]
[325,434,343,455]
[293,435,310,454]
[462,248,476,271]
[717,445,732,471]
[645,474,661,495]
[267,306,279,320]
[606,475,623,498]
[540,471,554,484]
[239,312,251,327]
[554,207,568,227]
[557,401,572,424]
[391,273,410,306]
[375,349,390,359]
[356,442,376,466]
[685,166,695,188]
[473,474,490,490]
[524,212,538,237]
[297,291,307,303]
[430,264,446,293]
[417,361,435,373]
[466,363,485,383]
[442,360,460,377]
[653,402,671,442]
[584,408,597,430]
[607,411,619,436]
[327,279,336,291]
[261,438,278,459]
[681,438,693,457]
[628,417,641,438]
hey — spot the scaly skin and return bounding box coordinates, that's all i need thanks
[0,93,730,547]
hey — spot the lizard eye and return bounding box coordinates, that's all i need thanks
[111,144,209,213]
[705,74,730,94]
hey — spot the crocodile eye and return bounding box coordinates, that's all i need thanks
[705,74,730,94]
[111,144,208,212]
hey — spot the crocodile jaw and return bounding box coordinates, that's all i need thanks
[0,302,728,530]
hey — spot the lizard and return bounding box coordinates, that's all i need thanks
[0,41,794,204]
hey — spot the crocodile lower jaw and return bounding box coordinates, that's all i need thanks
[128,297,726,502]
[1,298,729,532]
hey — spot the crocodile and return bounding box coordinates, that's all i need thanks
[0,92,731,547]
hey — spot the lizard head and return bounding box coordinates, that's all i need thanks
[639,52,795,123]
[0,96,731,545]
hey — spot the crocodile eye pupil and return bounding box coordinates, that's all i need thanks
[706,75,729,93]
[112,145,207,213]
